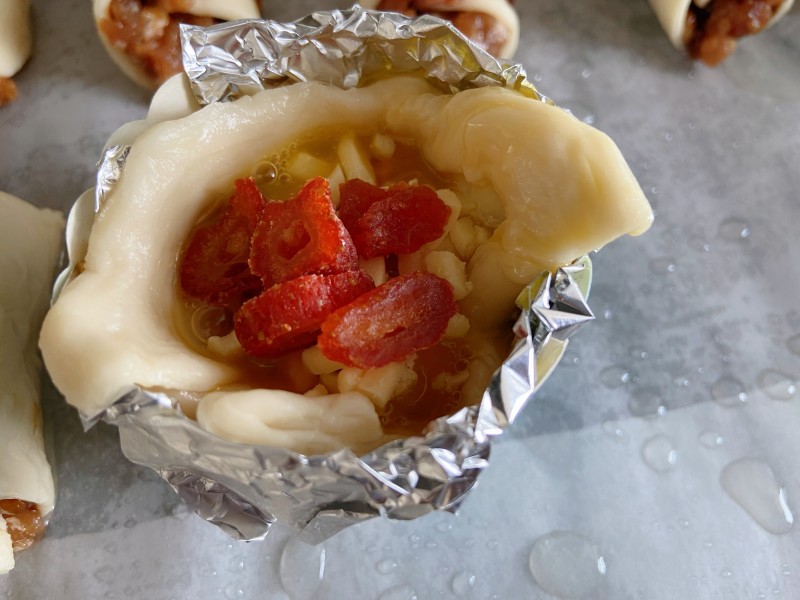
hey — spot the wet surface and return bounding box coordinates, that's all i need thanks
[2,0,800,598]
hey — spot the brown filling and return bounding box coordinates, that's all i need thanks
[0,499,45,552]
[0,77,18,107]
[99,0,219,86]
[376,0,513,57]
[685,0,785,66]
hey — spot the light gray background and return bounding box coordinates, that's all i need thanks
[1,0,799,598]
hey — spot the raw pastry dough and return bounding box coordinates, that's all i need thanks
[0,0,31,78]
[40,75,652,453]
[0,191,64,574]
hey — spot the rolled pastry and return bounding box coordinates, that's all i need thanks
[94,0,260,89]
[360,0,519,58]
[649,0,796,65]
[40,73,652,455]
[0,192,64,574]
[0,0,32,106]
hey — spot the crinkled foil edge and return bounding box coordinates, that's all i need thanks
[56,6,593,543]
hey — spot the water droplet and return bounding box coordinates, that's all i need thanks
[279,537,326,600]
[718,218,751,241]
[450,571,477,594]
[782,565,791,576]
[229,558,245,572]
[787,334,800,356]
[581,68,591,79]
[721,569,733,578]
[641,435,677,472]
[710,376,748,408]
[435,521,453,533]
[425,541,437,549]
[376,559,398,574]
[603,309,613,320]
[600,365,630,388]
[649,257,677,274]
[703,539,713,549]
[664,132,673,142]
[124,518,136,529]
[720,458,794,534]
[486,539,499,550]
[628,387,665,417]
[757,369,797,401]
[601,419,627,440]
[408,534,421,548]
[378,585,418,600]
[698,431,724,449]
[223,584,244,599]
[528,531,607,599]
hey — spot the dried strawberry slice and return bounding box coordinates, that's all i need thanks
[179,177,266,309]
[234,270,374,359]
[250,177,358,286]
[338,179,451,259]
[318,272,457,368]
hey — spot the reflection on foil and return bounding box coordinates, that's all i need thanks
[179,7,545,105]
[95,144,131,211]
[88,257,592,543]
[57,6,595,543]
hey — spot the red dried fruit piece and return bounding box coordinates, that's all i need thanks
[234,270,374,359]
[338,179,451,259]
[179,177,266,309]
[318,272,457,368]
[250,177,358,286]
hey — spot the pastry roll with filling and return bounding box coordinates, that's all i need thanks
[649,0,796,65]
[0,0,32,107]
[359,0,519,58]
[40,73,652,456]
[0,192,64,574]
[94,0,260,89]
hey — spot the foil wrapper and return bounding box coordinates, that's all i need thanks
[57,6,595,543]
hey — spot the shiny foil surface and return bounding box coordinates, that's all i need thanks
[57,6,594,543]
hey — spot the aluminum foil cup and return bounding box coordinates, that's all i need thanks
[54,6,595,543]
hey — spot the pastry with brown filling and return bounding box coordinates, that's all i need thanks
[649,0,795,65]
[94,0,260,89]
[0,192,64,574]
